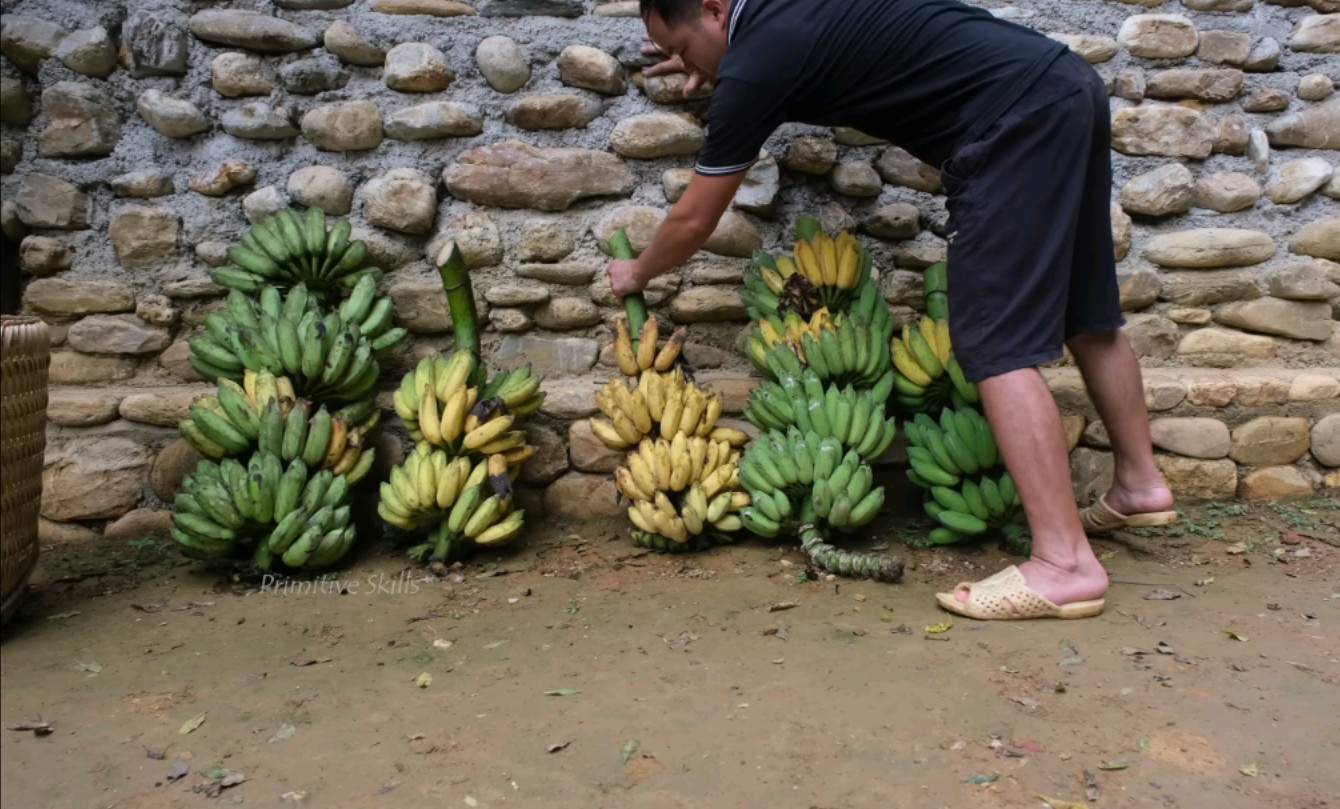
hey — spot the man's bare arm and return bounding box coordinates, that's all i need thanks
[644,171,746,273]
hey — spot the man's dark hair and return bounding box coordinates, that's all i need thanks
[640,0,702,26]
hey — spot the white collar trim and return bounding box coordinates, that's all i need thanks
[727,0,748,43]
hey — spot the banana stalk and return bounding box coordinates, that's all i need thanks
[794,216,822,244]
[798,523,904,583]
[435,240,484,385]
[608,228,648,354]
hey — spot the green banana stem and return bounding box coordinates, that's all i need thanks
[436,240,480,365]
[794,216,822,244]
[798,524,904,583]
[253,541,274,571]
[607,228,648,347]
[432,521,454,562]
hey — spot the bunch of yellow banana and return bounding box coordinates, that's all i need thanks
[589,367,733,451]
[379,443,526,565]
[742,228,870,319]
[391,352,540,468]
[755,307,835,364]
[782,230,863,292]
[890,315,980,414]
[614,433,752,550]
[612,313,688,378]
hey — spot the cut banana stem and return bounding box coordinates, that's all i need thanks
[607,228,648,351]
[436,240,481,374]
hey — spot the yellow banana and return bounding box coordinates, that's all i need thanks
[590,417,630,449]
[636,315,658,372]
[696,395,722,438]
[836,235,859,289]
[635,500,660,534]
[818,232,838,286]
[653,326,688,372]
[324,417,348,469]
[614,318,639,377]
[709,426,749,447]
[759,319,783,348]
[419,387,442,445]
[393,388,417,422]
[795,238,822,285]
[462,414,515,450]
[688,436,707,483]
[669,432,690,491]
[776,254,798,278]
[677,385,705,437]
[628,502,656,533]
[702,440,720,479]
[436,455,464,508]
[440,386,468,445]
[611,407,642,445]
[616,466,651,501]
[610,380,651,436]
[640,369,664,422]
[653,440,673,491]
[628,452,657,496]
[659,386,684,441]
[892,338,933,386]
[476,430,527,455]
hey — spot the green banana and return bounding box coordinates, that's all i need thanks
[274,458,308,519]
[281,400,308,462]
[258,400,285,457]
[190,405,251,453]
[340,273,377,325]
[935,509,988,535]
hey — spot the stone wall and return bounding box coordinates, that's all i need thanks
[0,0,1335,542]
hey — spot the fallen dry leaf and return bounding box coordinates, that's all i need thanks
[1037,795,1090,809]
[178,713,206,735]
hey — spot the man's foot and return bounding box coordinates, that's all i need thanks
[1102,482,1174,519]
[937,552,1109,621]
[1080,482,1176,535]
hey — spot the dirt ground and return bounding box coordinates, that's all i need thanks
[2,494,1338,809]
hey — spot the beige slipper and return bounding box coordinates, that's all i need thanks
[1079,495,1177,535]
[935,565,1105,621]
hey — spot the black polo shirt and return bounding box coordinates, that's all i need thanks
[694,0,1070,176]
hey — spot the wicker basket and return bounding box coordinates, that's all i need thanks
[1,316,50,626]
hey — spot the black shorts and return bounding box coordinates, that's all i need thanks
[940,49,1124,383]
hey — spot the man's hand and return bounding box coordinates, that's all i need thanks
[607,259,648,298]
[603,171,747,299]
[641,38,708,97]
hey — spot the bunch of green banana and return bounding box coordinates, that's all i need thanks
[211,208,380,299]
[589,366,739,451]
[179,371,378,482]
[903,408,1024,546]
[736,428,886,536]
[257,466,357,570]
[614,434,751,549]
[391,353,543,468]
[172,451,357,571]
[739,220,873,318]
[189,278,406,403]
[379,447,525,566]
[743,363,897,461]
[890,316,979,415]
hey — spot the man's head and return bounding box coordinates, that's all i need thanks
[640,0,731,80]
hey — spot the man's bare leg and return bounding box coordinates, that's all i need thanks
[954,367,1108,606]
[1068,329,1174,519]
